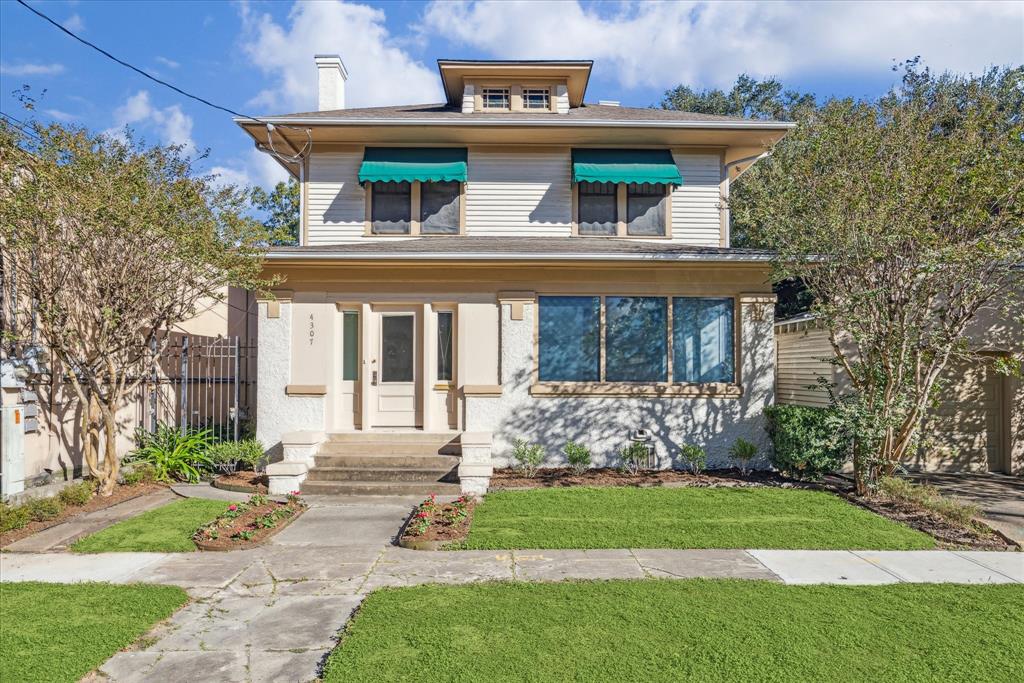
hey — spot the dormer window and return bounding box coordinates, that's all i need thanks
[481,87,510,110]
[522,88,550,110]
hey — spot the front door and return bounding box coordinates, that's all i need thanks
[371,310,420,427]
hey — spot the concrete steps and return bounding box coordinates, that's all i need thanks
[301,432,462,497]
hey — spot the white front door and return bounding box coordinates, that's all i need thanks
[370,310,420,427]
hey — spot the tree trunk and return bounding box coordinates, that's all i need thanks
[98,407,120,496]
[81,393,102,480]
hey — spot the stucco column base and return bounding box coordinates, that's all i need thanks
[268,431,325,494]
[459,431,493,495]
[266,461,308,495]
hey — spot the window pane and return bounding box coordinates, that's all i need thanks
[482,88,509,109]
[627,183,667,236]
[371,181,410,234]
[605,296,668,382]
[538,296,600,382]
[523,89,549,109]
[420,181,461,235]
[672,298,734,383]
[578,181,617,236]
[342,311,359,381]
[437,311,453,382]
[381,315,414,382]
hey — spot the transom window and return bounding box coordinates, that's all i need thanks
[481,87,510,110]
[537,295,735,384]
[577,182,669,237]
[369,180,462,235]
[522,88,550,110]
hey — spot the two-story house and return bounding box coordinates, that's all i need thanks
[236,57,793,495]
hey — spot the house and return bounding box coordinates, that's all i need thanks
[235,57,792,495]
[775,308,1023,475]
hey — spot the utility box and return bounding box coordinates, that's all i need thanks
[2,404,27,498]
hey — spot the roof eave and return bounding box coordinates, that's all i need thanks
[264,251,774,263]
[234,116,796,130]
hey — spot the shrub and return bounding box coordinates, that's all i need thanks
[234,439,265,471]
[764,405,848,479]
[619,442,651,476]
[126,424,214,483]
[678,444,707,476]
[511,439,545,478]
[562,440,592,475]
[877,476,980,526]
[729,438,758,475]
[24,496,64,522]
[58,482,94,507]
[121,462,157,485]
[0,503,30,532]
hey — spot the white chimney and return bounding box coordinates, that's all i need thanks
[315,54,348,111]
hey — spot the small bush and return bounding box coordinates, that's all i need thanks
[619,442,651,476]
[877,477,980,526]
[678,444,707,476]
[58,482,94,507]
[234,439,265,471]
[562,440,591,475]
[122,462,157,485]
[729,438,758,475]
[24,496,64,522]
[765,405,848,479]
[511,439,545,478]
[126,424,214,483]
[206,442,238,465]
[0,503,31,532]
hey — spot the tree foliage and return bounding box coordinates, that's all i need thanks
[734,64,1024,493]
[0,119,277,494]
[251,178,300,245]
[661,73,817,121]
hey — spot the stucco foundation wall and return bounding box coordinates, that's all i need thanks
[256,300,325,458]
[466,299,776,469]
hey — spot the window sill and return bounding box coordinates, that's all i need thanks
[529,382,742,398]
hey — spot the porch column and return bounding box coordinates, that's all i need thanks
[359,302,372,430]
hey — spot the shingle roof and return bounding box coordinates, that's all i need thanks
[250,102,786,125]
[267,237,774,262]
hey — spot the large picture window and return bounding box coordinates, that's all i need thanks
[537,295,736,385]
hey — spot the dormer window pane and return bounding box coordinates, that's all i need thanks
[523,88,550,110]
[370,181,411,234]
[577,181,617,236]
[482,87,510,110]
[627,183,667,236]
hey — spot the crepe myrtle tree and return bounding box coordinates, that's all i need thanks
[733,64,1024,495]
[0,119,279,495]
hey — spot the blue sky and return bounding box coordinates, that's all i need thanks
[2,0,1021,191]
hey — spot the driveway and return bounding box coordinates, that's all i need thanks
[906,472,1024,545]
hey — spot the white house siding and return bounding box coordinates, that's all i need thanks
[306,150,366,244]
[774,324,835,407]
[466,298,776,470]
[670,152,723,247]
[465,148,572,236]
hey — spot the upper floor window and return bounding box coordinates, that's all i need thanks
[522,88,550,110]
[370,181,411,234]
[481,87,510,110]
[369,180,463,236]
[576,182,670,237]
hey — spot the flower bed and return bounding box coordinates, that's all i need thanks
[211,471,269,494]
[399,494,475,550]
[193,493,306,551]
[490,467,801,491]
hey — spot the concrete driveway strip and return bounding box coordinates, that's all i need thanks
[0,551,171,583]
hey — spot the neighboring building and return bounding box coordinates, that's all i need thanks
[775,308,1023,475]
[236,57,792,494]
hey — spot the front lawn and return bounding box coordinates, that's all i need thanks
[71,498,228,553]
[461,487,935,550]
[0,581,188,683]
[323,580,1023,682]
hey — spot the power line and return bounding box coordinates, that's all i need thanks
[0,110,44,142]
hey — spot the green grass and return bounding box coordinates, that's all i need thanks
[461,487,935,550]
[323,580,1024,682]
[71,498,228,553]
[0,581,188,683]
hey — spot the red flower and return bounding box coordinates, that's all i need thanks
[228,505,237,512]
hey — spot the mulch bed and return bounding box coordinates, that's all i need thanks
[399,495,475,550]
[1,482,167,548]
[211,471,268,494]
[193,497,306,551]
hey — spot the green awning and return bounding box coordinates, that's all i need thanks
[358,147,468,184]
[572,149,683,186]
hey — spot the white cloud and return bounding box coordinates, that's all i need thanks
[0,62,65,76]
[43,109,77,122]
[155,56,181,69]
[106,90,195,152]
[62,14,85,32]
[210,149,290,190]
[422,0,1024,91]
[238,0,442,112]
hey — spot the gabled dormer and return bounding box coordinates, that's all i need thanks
[438,59,593,114]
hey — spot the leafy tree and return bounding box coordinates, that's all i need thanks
[0,119,278,495]
[660,73,817,121]
[733,64,1024,494]
[251,178,300,245]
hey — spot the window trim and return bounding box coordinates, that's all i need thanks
[469,79,560,113]
[522,87,551,110]
[480,86,511,111]
[365,180,466,236]
[572,182,672,239]
[531,293,741,397]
